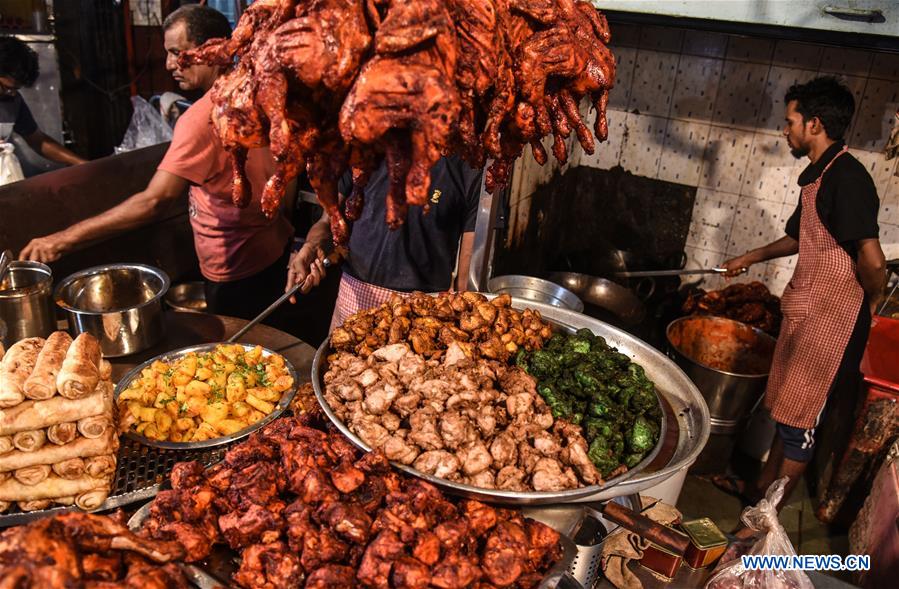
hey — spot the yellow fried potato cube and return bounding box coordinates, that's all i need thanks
[152,360,168,374]
[231,402,250,418]
[153,393,174,408]
[193,422,218,441]
[211,371,227,391]
[195,367,214,381]
[185,396,206,417]
[175,417,195,432]
[155,411,173,433]
[135,421,150,435]
[143,423,161,440]
[185,380,211,397]
[249,387,280,402]
[201,401,229,424]
[213,419,246,435]
[246,409,265,423]
[165,400,179,418]
[244,346,263,364]
[226,373,247,402]
[271,375,294,393]
[138,407,157,423]
[246,394,275,414]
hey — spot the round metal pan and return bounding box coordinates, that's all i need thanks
[312,303,671,505]
[114,343,298,450]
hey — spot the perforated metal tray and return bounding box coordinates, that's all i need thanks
[0,436,229,528]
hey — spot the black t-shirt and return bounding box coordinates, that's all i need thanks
[784,141,879,259]
[337,155,483,292]
[0,94,38,137]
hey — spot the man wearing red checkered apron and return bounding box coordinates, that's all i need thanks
[287,156,483,333]
[722,77,886,518]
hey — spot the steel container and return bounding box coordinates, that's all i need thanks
[54,263,170,357]
[488,275,584,313]
[164,281,207,313]
[666,316,775,434]
[548,271,645,325]
[314,295,710,504]
[0,261,56,347]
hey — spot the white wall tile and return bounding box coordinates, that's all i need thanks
[819,47,873,77]
[627,50,679,117]
[772,41,823,70]
[852,149,898,199]
[684,245,727,268]
[869,52,899,82]
[880,223,899,257]
[849,79,899,152]
[608,46,637,111]
[783,159,805,206]
[727,196,785,255]
[671,55,722,121]
[699,127,754,194]
[712,61,769,130]
[681,30,728,59]
[639,25,683,53]
[618,113,666,178]
[576,108,626,170]
[756,67,818,135]
[686,188,738,252]
[741,133,796,202]
[726,36,774,64]
[880,171,899,227]
[658,119,710,185]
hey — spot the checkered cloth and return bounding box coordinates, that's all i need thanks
[329,273,408,332]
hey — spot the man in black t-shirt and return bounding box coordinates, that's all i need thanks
[0,37,85,167]
[719,77,886,524]
[286,155,482,328]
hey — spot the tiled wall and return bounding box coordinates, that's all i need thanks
[551,24,899,295]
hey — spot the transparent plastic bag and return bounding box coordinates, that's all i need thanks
[0,142,24,186]
[706,478,814,589]
[115,96,173,154]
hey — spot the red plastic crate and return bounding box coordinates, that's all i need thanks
[861,316,899,396]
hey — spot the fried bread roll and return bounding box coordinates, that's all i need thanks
[0,429,117,472]
[0,436,12,455]
[52,457,86,479]
[0,474,110,501]
[75,489,109,510]
[17,499,52,511]
[23,331,73,400]
[0,500,9,512]
[54,495,76,506]
[12,429,46,452]
[57,333,102,399]
[0,337,44,407]
[84,455,116,479]
[0,388,106,436]
[47,422,78,446]
[14,464,51,486]
[77,415,111,439]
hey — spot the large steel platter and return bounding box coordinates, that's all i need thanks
[313,295,710,505]
[114,343,299,450]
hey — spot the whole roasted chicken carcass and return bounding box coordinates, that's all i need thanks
[181,0,615,245]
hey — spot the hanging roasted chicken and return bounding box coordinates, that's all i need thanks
[180,0,616,245]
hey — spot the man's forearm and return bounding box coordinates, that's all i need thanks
[28,133,86,166]
[746,236,799,264]
[303,217,332,250]
[63,191,171,244]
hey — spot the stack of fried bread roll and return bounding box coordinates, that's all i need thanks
[0,332,117,512]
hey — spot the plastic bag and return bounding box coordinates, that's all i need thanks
[0,142,24,186]
[115,96,173,154]
[706,478,814,589]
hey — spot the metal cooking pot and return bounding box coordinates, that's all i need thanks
[0,261,56,347]
[54,263,170,357]
[666,315,775,433]
[164,281,207,313]
[488,275,584,313]
[548,272,645,325]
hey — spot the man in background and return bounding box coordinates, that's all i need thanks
[0,36,86,167]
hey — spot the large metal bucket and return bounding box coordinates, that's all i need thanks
[0,261,56,347]
[666,315,775,434]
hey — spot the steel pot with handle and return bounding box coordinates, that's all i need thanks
[54,263,170,357]
[0,261,56,347]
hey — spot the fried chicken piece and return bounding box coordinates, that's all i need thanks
[357,530,405,589]
[305,564,357,589]
[392,556,432,589]
[233,542,302,589]
[319,501,374,545]
[219,502,285,550]
[430,551,481,589]
[481,521,529,586]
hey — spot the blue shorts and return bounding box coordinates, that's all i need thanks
[776,421,822,462]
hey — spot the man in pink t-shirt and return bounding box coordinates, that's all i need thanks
[20,5,319,319]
